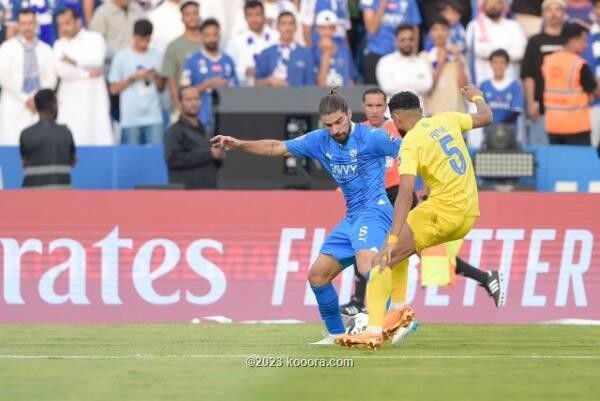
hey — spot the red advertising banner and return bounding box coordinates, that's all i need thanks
[0,191,598,324]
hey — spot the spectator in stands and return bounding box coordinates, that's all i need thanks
[262,0,300,30]
[108,19,164,144]
[423,16,468,114]
[91,0,145,124]
[480,49,524,130]
[0,9,57,146]
[542,22,599,145]
[19,89,76,189]
[567,0,594,27]
[314,10,354,86]
[54,8,113,146]
[89,0,145,62]
[164,85,224,189]
[511,0,544,38]
[54,0,96,27]
[149,0,190,130]
[420,0,472,27]
[255,12,315,87]
[5,0,56,44]
[197,0,244,48]
[590,0,600,148]
[360,0,422,84]
[300,0,350,47]
[226,0,278,86]
[375,24,432,109]
[181,18,238,134]
[232,0,300,37]
[162,0,202,113]
[149,0,186,53]
[466,0,526,85]
[521,0,566,146]
[424,1,467,53]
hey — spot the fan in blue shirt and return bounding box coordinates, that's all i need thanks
[301,0,350,46]
[313,10,355,86]
[479,49,524,126]
[255,12,315,87]
[180,19,238,134]
[360,0,421,57]
[210,89,401,344]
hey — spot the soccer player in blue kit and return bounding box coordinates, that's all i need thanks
[212,89,401,344]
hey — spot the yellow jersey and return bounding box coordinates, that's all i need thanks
[398,112,480,217]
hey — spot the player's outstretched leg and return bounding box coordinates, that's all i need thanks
[308,254,345,345]
[455,258,506,307]
[337,224,417,349]
[386,259,419,345]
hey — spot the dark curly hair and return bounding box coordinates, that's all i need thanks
[388,91,421,113]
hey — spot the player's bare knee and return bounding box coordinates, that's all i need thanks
[355,250,376,276]
[307,266,332,287]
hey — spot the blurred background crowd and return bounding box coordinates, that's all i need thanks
[0,0,599,189]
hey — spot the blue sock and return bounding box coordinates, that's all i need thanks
[311,283,345,335]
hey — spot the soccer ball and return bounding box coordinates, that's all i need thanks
[346,312,369,335]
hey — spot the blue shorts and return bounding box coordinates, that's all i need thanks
[320,204,393,268]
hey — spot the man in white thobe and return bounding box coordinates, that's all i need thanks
[0,9,57,145]
[376,25,433,111]
[54,8,113,145]
[466,0,526,85]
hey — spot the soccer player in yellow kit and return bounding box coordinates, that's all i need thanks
[337,85,505,349]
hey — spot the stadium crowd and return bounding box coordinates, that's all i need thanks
[0,0,599,151]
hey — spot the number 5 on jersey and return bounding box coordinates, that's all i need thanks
[439,135,466,175]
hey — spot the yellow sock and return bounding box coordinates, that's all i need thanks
[366,266,392,330]
[390,259,409,308]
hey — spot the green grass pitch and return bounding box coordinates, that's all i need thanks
[0,324,599,401]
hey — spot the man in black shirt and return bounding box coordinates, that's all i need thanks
[521,0,566,145]
[19,89,76,189]
[164,86,224,189]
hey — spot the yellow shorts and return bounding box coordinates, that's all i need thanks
[406,201,477,253]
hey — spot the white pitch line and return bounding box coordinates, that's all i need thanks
[0,354,599,360]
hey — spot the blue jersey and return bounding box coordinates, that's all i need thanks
[360,0,421,56]
[181,50,238,132]
[255,44,316,86]
[285,123,401,217]
[480,79,524,124]
[9,0,55,44]
[313,41,355,86]
[302,0,350,45]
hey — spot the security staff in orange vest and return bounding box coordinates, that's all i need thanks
[542,22,599,145]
